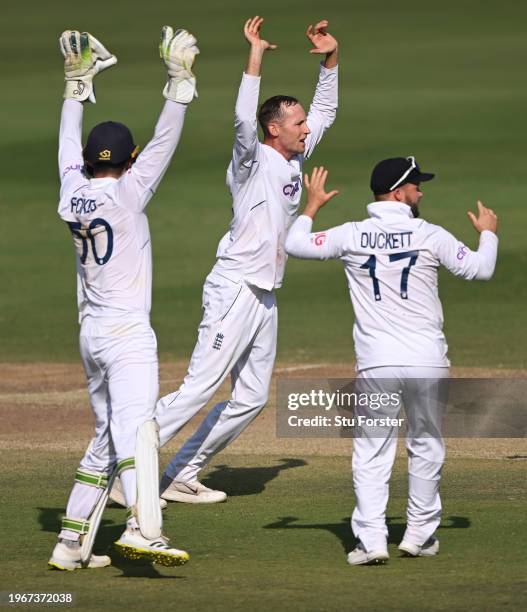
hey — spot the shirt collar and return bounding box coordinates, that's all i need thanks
[90,177,118,185]
[262,143,299,166]
[366,201,413,219]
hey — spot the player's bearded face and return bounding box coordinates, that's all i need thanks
[399,183,423,217]
[275,104,310,155]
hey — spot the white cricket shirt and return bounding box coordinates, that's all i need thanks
[213,64,338,290]
[285,202,499,370]
[57,99,187,322]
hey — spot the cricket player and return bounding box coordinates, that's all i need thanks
[154,16,339,503]
[49,27,199,570]
[285,162,498,564]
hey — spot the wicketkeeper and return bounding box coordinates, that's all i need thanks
[49,26,199,570]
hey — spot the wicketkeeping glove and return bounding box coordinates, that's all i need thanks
[59,30,117,103]
[160,26,199,104]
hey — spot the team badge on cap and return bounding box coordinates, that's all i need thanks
[84,121,136,166]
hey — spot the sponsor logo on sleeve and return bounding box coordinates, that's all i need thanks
[313,232,326,246]
[62,164,83,178]
[457,245,468,260]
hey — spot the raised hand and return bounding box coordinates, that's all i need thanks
[244,16,277,52]
[306,20,338,55]
[160,26,200,103]
[467,200,498,234]
[59,30,117,103]
[303,166,339,219]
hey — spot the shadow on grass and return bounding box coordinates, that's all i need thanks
[202,457,308,496]
[37,507,185,579]
[110,556,185,580]
[263,515,470,553]
[264,516,355,553]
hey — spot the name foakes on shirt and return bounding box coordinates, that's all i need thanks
[70,196,99,215]
[360,231,413,250]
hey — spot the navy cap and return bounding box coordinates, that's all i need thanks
[84,121,137,165]
[370,156,435,194]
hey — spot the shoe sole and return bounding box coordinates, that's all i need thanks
[48,560,110,571]
[348,553,389,566]
[161,491,227,504]
[48,561,77,571]
[114,542,189,567]
[399,545,439,557]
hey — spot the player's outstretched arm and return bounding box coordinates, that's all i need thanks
[230,17,274,184]
[58,30,115,191]
[119,26,199,212]
[285,167,346,261]
[59,30,117,104]
[244,16,277,76]
[303,20,339,159]
[433,201,498,281]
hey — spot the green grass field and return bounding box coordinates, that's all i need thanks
[1,1,526,610]
[1,452,526,611]
[1,0,526,365]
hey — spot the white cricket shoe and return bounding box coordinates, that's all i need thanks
[48,540,111,571]
[160,476,227,504]
[398,536,439,557]
[114,528,189,567]
[109,476,168,510]
[347,541,389,566]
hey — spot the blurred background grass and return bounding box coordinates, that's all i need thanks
[1,0,525,365]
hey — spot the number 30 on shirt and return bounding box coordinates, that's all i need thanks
[360,250,419,301]
[66,218,114,266]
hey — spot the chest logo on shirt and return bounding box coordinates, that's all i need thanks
[283,180,300,199]
[71,197,98,215]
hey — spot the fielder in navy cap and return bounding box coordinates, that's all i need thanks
[370,156,435,217]
[285,156,498,566]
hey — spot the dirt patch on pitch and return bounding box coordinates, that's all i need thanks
[0,362,525,459]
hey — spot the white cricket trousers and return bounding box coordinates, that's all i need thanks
[156,271,277,482]
[351,366,449,552]
[60,317,159,540]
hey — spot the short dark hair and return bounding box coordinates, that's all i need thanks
[258,95,299,137]
[84,159,130,178]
